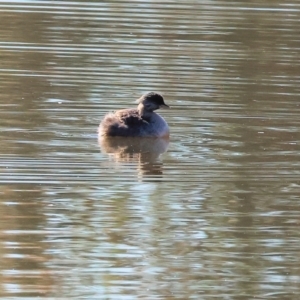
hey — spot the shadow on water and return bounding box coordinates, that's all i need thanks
[99,136,169,178]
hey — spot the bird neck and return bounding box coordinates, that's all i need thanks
[138,103,153,120]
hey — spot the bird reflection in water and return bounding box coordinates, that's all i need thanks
[99,137,169,178]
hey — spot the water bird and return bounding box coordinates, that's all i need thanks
[98,92,170,138]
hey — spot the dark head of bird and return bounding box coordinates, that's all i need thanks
[137,92,170,113]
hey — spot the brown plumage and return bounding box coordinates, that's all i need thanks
[98,92,170,138]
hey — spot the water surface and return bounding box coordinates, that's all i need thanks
[0,0,300,299]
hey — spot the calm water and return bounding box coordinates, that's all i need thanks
[1,0,300,299]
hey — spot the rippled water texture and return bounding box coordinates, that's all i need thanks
[1,1,300,299]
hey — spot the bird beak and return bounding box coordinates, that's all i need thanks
[160,104,170,109]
